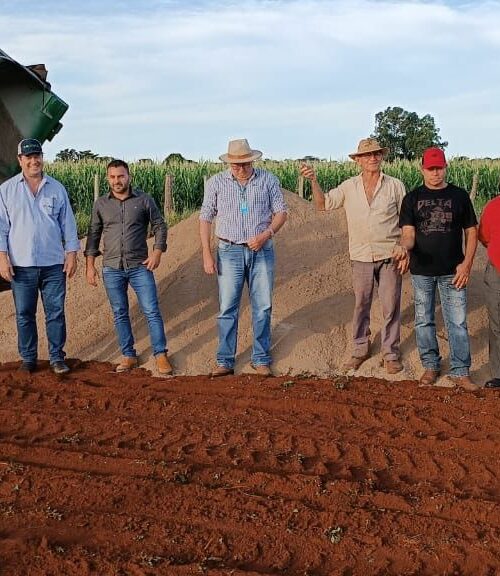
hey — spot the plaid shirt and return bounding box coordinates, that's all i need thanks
[199,168,287,243]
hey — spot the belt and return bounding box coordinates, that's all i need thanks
[218,238,248,247]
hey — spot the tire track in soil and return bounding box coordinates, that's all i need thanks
[0,360,499,575]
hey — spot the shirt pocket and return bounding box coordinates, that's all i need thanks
[40,196,62,218]
[129,200,149,224]
[251,188,269,210]
[372,190,398,217]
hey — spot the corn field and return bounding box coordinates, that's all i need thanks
[46,159,500,236]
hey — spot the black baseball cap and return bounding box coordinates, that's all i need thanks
[18,138,43,156]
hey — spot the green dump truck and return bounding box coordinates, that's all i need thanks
[0,48,68,184]
[0,48,68,290]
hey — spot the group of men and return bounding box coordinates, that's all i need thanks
[0,136,499,390]
[0,140,172,376]
[301,138,496,390]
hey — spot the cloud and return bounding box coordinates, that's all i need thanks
[1,0,500,158]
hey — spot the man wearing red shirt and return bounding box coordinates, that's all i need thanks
[479,197,500,388]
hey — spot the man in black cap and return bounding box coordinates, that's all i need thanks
[0,138,79,374]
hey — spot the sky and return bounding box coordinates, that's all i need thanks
[1,0,500,161]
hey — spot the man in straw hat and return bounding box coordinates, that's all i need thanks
[200,138,288,377]
[399,147,478,390]
[300,138,408,374]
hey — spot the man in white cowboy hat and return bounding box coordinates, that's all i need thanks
[200,138,288,377]
[300,137,408,374]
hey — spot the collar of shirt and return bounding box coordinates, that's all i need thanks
[17,171,48,194]
[222,168,258,183]
[106,187,139,199]
[355,171,385,197]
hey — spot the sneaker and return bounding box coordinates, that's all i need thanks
[19,361,37,373]
[485,378,500,389]
[52,361,70,375]
[116,356,139,373]
[155,353,173,376]
[251,363,273,377]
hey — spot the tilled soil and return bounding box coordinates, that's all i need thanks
[0,360,498,576]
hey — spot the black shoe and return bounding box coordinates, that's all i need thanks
[485,378,500,389]
[52,361,70,375]
[19,361,37,373]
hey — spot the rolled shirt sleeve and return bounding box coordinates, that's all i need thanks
[0,190,10,252]
[84,200,104,258]
[148,196,168,252]
[199,177,217,222]
[58,186,80,253]
[324,182,347,211]
[269,177,288,214]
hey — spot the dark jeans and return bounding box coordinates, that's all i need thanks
[11,265,67,364]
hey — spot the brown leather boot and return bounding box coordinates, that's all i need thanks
[155,353,173,376]
[448,375,479,391]
[210,365,234,377]
[251,364,273,377]
[384,359,404,374]
[116,356,139,373]
[343,356,369,370]
[419,369,440,386]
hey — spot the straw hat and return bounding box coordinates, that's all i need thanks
[219,139,262,163]
[348,138,388,159]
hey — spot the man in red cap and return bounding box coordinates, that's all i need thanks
[399,147,478,390]
[478,196,500,388]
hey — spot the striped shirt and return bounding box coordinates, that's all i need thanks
[199,168,287,243]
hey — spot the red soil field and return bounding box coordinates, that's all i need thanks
[0,360,498,575]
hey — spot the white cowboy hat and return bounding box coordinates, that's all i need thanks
[219,139,263,163]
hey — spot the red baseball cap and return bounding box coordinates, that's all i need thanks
[422,147,447,169]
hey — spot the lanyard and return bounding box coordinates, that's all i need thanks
[237,181,248,215]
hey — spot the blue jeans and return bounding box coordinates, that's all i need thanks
[102,265,167,358]
[216,239,275,368]
[11,265,66,364]
[411,274,471,377]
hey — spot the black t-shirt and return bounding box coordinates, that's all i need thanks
[399,183,477,276]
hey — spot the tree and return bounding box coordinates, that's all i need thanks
[55,148,79,162]
[372,106,447,161]
[162,153,194,164]
[55,148,99,161]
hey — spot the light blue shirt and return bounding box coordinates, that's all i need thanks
[0,172,80,267]
[200,168,287,244]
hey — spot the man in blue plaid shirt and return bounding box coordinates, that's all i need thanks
[200,139,287,377]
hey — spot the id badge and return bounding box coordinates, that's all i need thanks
[240,200,248,215]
